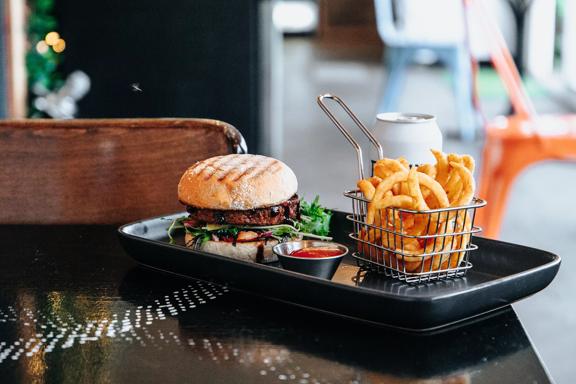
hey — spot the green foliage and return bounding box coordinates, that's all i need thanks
[298,196,332,237]
[26,0,63,117]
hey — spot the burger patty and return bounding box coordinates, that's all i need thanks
[185,194,300,226]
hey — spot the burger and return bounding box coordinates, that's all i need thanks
[172,154,331,263]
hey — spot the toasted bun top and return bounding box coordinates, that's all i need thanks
[178,154,298,210]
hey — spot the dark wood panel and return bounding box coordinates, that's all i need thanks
[317,0,382,49]
[0,118,245,224]
[54,0,262,152]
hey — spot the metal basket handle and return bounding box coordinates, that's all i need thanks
[317,94,384,180]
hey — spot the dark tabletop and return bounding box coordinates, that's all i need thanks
[0,225,552,383]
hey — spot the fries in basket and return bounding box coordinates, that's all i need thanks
[356,150,478,275]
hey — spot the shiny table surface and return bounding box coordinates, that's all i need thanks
[0,225,552,383]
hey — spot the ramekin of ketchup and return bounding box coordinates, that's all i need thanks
[290,246,345,258]
[273,241,348,279]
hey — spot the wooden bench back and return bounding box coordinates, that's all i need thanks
[0,118,245,224]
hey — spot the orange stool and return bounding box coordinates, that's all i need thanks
[476,115,576,238]
[465,0,576,238]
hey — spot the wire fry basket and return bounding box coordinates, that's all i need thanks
[345,189,485,283]
[317,94,486,284]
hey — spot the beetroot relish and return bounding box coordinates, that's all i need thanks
[290,247,343,258]
[211,232,273,243]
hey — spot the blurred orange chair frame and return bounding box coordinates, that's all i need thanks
[469,0,576,238]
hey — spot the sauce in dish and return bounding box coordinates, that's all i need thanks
[290,247,344,258]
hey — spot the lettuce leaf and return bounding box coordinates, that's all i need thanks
[297,195,332,237]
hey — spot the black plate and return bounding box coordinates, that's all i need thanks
[118,211,560,331]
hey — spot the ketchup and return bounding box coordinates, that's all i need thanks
[289,247,343,258]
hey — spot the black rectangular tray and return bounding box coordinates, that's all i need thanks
[118,211,560,331]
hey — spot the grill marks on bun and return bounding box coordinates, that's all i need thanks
[234,159,280,182]
[178,154,298,210]
[225,155,260,182]
[190,154,280,183]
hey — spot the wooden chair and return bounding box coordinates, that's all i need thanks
[468,0,576,238]
[0,118,246,224]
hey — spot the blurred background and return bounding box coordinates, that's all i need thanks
[1,0,575,382]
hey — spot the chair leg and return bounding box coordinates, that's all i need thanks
[476,139,517,238]
[478,168,518,239]
[476,139,497,237]
[476,138,542,238]
[378,46,410,113]
[449,48,476,141]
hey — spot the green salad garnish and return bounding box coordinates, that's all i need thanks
[167,196,332,245]
[299,195,332,237]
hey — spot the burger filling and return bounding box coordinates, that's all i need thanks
[184,194,300,226]
[168,196,332,246]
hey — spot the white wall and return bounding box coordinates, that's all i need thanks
[562,0,576,90]
[526,0,556,80]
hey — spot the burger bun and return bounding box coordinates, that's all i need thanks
[178,154,298,210]
[184,233,279,263]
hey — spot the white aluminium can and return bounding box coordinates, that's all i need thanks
[372,112,443,165]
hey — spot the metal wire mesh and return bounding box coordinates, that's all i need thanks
[345,190,486,284]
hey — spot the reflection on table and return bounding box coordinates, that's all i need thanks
[0,224,551,383]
